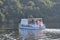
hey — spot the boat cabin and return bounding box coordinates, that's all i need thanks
[19,18,45,28]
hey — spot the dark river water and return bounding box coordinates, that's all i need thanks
[0,29,60,40]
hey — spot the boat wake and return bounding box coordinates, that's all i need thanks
[45,28,60,34]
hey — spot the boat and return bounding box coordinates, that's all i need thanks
[19,18,46,40]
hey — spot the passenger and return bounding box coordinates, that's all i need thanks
[28,15,34,24]
[28,19,34,24]
[37,20,44,26]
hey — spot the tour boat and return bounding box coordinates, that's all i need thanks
[19,18,46,40]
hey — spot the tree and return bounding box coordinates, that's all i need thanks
[38,0,56,8]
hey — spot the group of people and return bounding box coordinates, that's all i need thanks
[28,19,44,27]
[28,15,44,27]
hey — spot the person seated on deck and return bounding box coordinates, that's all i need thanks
[28,19,34,24]
[36,19,44,27]
[28,15,35,27]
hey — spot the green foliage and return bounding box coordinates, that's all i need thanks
[0,11,5,22]
[14,0,23,9]
[0,0,3,5]
[24,6,40,10]
[24,1,40,10]
[38,0,56,8]
[0,0,60,28]
[28,1,35,6]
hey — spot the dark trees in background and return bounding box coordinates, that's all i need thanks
[0,0,60,29]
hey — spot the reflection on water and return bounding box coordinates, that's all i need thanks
[0,29,60,40]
